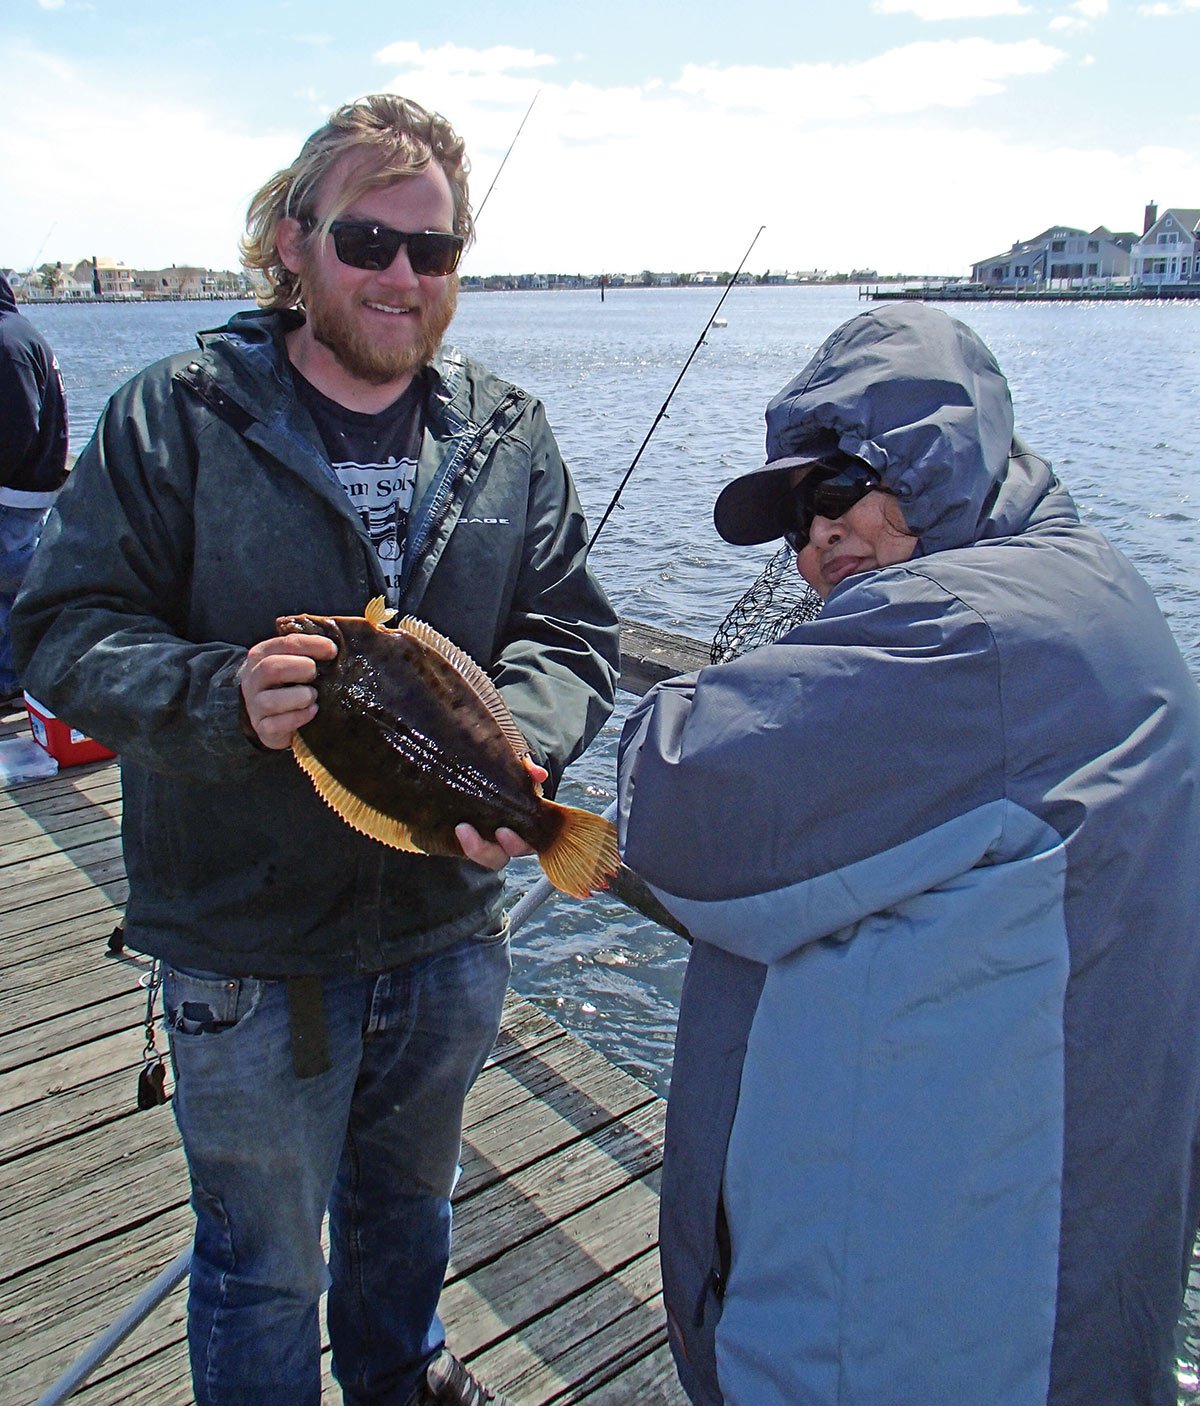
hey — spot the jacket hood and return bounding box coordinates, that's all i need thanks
[0,274,19,316]
[764,303,1054,554]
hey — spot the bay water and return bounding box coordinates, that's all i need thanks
[23,287,1200,1388]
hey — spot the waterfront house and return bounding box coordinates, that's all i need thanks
[971,225,1134,289]
[72,256,139,299]
[14,262,90,300]
[1129,204,1200,288]
[133,265,210,298]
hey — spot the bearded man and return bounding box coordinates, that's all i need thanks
[13,95,618,1406]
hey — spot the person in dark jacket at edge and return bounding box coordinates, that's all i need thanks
[616,303,1200,1406]
[0,271,68,703]
[13,95,619,1406]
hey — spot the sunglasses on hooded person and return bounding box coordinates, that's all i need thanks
[301,217,464,277]
[782,458,888,551]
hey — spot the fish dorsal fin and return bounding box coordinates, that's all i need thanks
[364,596,398,629]
[396,615,532,764]
[292,732,425,854]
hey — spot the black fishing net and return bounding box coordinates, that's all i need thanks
[710,544,824,664]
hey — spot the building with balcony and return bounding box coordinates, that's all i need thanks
[72,257,139,298]
[1129,204,1200,288]
[971,226,1134,288]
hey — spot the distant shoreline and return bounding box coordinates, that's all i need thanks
[15,278,940,307]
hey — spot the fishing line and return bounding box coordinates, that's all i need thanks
[473,90,540,223]
[24,222,58,279]
[587,224,766,552]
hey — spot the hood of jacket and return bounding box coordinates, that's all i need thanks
[764,303,1056,556]
[0,273,20,317]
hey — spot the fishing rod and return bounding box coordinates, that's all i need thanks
[23,222,58,281]
[587,223,766,551]
[473,89,540,223]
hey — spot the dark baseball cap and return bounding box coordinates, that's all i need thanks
[714,430,849,546]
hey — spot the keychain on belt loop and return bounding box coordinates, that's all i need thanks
[136,959,171,1110]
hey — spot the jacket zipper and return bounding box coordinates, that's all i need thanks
[401,387,527,599]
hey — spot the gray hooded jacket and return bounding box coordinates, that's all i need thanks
[618,305,1200,1406]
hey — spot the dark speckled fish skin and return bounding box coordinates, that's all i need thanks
[281,611,558,857]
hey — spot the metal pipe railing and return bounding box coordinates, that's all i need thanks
[32,1247,192,1406]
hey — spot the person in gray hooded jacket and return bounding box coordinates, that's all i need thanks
[617,303,1200,1406]
[14,96,617,1406]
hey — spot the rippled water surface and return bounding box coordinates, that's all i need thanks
[25,287,1200,1390]
[26,286,1200,1083]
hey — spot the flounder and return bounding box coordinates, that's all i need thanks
[276,597,620,900]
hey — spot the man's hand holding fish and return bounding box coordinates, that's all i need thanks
[238,632,335,750]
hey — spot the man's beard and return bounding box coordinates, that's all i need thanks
[303,274,458,386]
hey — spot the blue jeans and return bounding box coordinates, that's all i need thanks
[164,925,511,1406]
[0,504,50,695]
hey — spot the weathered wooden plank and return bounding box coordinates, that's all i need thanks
[1,809,124,871]
[469,1255,669,1403]
[0,1024,147,1119]
[579,1340,687,1403]
[0,1209,192,1380]
[0,991,561,1165]
[0,834,124,897]
[0,882,128,949]
[0,1113,187,1280]
[460,1061,656,1200]
[0,1000,633,1276]
[618,617,709,697]
[0,770,121,820]
[1,913,131,987]
[439,1175,663,1358]
[451,1101,665,1276]
[0,852,129,919]
[0,951,148,1028]
[0,994,144,1076]
[0,1066,143,1165]
[0,775,121,826]
[22,1187,671,1406]
[71,1337,192,1406]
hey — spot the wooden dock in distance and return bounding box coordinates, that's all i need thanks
[0,620,705,1405]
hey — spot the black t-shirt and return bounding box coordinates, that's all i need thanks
[292,368,423,606]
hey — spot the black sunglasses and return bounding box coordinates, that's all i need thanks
[782,460,885,551]
[312,219,464,277]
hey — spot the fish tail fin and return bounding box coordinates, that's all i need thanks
[537,803,621,900]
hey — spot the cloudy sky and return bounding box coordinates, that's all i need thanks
[3,0,1198,279]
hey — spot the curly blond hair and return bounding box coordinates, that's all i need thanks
[240,94,473,311]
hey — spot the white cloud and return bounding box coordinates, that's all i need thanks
[370,42,1197,278]
[673,39,1065,116]
[374,42,557,77]
[1050,0,1109,29]
[36,0,66,9]
[871,0,1032,17]
[1137,0,1199,10]
[0,45,298,272]
[5,37,1198,281]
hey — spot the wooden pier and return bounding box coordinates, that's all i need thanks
[0,622,704,1405]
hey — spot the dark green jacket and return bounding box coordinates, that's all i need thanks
[13,309,619,975]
